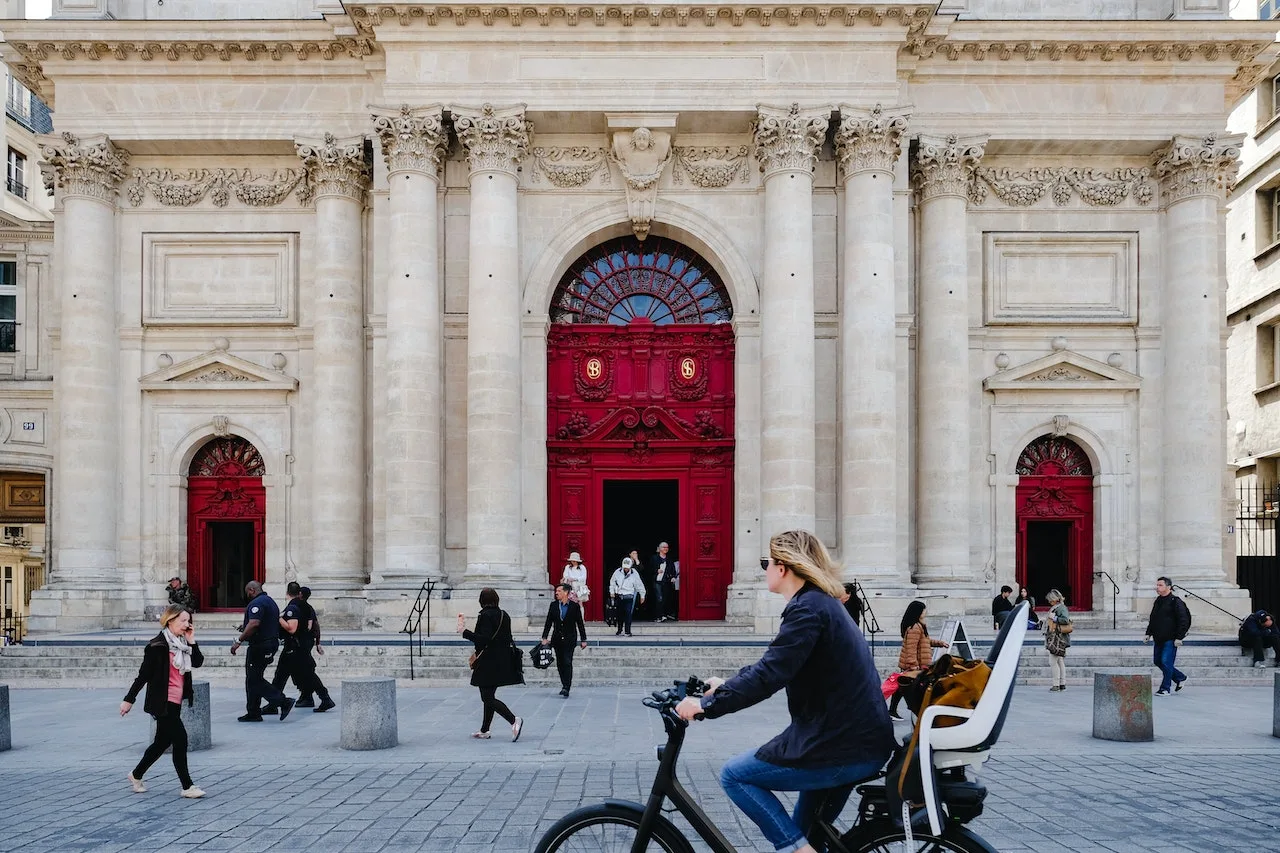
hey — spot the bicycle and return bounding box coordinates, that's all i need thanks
[533,676,999,853]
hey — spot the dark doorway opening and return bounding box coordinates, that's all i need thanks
[209,521,255,609]
[1025,520,1072,608]
[603,479,679,621]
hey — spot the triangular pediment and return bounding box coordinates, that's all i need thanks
[984,351,1140,392]
[140,350,298,391]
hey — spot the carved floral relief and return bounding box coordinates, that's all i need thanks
[125,168,313,208]
[672,146,750,188]
[530,147,610,187]
[968,167,1154,208]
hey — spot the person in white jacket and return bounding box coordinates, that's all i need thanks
[608,557,646,637]
[560,552,589,604]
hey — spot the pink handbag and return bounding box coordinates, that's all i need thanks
[880,672,902,700]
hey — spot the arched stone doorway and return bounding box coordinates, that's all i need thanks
[186,437,266,610]
[547,236,735,621]
[1015,435,1094,611]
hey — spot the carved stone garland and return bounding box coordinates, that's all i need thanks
[1152,133,1243,205]
[125,168,312,208]
[452,103,532,176]
[911,134,986,201]
[371,104,448,176]
[752,103,830,178]
[672,146,750,187]
[530,147,610,187]
[295,132,372,202]
[38,131,130,203]
[968,166,1154,207]
[834,103,910,179]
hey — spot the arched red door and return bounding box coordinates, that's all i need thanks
[1015,436,1094,611]
[547,236,735,621]
[186,437,266,611]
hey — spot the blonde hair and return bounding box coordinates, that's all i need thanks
[1045,589,1064,605]
[769,530,844,598]
[159,603,189,629]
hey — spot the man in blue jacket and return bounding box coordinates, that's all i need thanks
[1144,576,1191,696]
[231,580,295,722]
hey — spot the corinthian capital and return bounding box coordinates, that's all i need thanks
[38,131,130,204]
[911,133,987,202]
[295,132,372,203]
[451,104,531,177]
[1153,133,1244,206]
[752,103,831,179]
[835,104,911,180]
[371,104,448,177]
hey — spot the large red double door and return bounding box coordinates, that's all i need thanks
[547,319,735,621]
[1015,436,1094,611]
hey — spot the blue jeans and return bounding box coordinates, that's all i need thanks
[1153,640,1186,692]
[719,751,885,853]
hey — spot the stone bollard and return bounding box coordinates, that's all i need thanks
[0,684,10,751]
[1274,672,1280,739]
[149,680,212,752]
[340,678,397,750]
[1092,671,1153,742]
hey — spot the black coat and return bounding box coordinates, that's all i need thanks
[123,632,204,718]
[1145,593,1191,642]
[542,600,587,646]
[647,553,677,593]
[1240,614,1276,641]
[700,584,895,770]
[464,606,523,688]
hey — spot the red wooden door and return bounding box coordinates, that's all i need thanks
[186,438,267,611]
[1014,438,1095,611]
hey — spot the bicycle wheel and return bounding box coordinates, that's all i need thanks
[534,803,695,853]
[840,822,998,853]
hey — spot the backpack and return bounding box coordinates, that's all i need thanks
[891,654,992,803]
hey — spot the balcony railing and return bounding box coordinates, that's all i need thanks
[5,176,26,200]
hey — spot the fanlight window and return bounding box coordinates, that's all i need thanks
[1016,436,1092,477]
[550,236,732,325]
[189,437,266,478]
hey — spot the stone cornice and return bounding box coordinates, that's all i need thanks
[834,103,910,180]
[753,103,831,179]
[371,104,448,178]
[911,133,986,203]
[1152,132,1244,206]
[37,132,130,205]
[452,104,532,178]
[295,133,373,204]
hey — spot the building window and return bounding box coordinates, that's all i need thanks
[5,150,25,201]
[1263,0,1280,20]
[4,76,29,126]
[0,262,15,355]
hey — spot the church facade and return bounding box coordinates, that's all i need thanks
[2,0,1272,630]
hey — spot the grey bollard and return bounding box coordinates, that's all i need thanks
[149,680,212,752]
[1092,672,1153,742]
[0,684,9,751]
[340,678,397,750]
[1274,673,1280,739]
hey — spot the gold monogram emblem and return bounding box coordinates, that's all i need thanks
[680,357,697,380]
[585,357,603,380]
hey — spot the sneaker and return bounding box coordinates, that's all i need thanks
[1255,661,1269,669]
[237,714,265,723]
[615,630,622,636]
[314,698,336,713]
[624,632,633,637]
[1175,679,1186,692]
[127,772,147,793]
[1049,685,1063,692]
[889,710,904,721]
[558,688,569,697]
[295,698,316,708]
[471,731,491,739]
[181,786,206,799]
[1155,688,1170,696]
[260,705,279,716]
[512,716,524,742]
[278,697,296,721]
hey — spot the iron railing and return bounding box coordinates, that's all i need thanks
[0,613,25,645]
[1173,584,1245,626]
[1236,480,1280,616]
[400,579,438,681]
[1094,570,1120,630]
[5,176,25,200]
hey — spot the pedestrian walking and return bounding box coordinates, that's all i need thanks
[609,557,646,636]
[268,582,335,714]
[648,542,678,622]
[458,588,524,741]
[293,586,333,709]
[231,580,295,722]
[1144,575,1191,695]
[1044,588,1072,692]
[120,604,206,799]
[887,600,948,720]
[560,552,589,605]
[541,583,588,697]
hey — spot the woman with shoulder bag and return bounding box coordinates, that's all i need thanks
[1044,588,1072,692]
[887,600,949,720]
[457,588,524,741]
[119,604,206,798]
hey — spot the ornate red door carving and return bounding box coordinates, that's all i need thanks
[1015,436,1094,611]
[548,319,735,620]
[186,437,266,610]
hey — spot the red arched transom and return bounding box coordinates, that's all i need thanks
[189,437,265,478]
[1016,436,1092,477]
[550,236,732,325]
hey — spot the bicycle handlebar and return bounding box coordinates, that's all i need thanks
[642,676,711,720]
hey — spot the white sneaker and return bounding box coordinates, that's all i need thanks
[181,786,206,799]
[127,772,146,793]
[1255,661,1269,669]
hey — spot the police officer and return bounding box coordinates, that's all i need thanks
[294,587,335,711]
[269,582,336,713]
[230,580,295,722]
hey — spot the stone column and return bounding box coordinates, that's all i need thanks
[753,103,830,540]
[911,134,986,586]
[834,105,909,580]
[1154,133,1242,584]
[370,106,447,589]
[453,104,530,585]
[36,133,129,620]
[296,133,372,596]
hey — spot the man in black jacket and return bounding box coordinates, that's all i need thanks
[1240,610,1280,667]
[1144,576,1191,695]
[992,585,1014,629]
[541,583,588,697]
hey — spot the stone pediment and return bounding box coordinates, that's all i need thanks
[139,351,298,392]
[983,351,1140,392]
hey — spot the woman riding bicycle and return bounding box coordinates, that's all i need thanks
[676,529,895,853]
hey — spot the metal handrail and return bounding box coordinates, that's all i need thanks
[1172,584,1245,625]
[1094,570,1120,631]
[400,579,436,681]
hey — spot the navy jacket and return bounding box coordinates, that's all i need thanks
[700,583,895,769]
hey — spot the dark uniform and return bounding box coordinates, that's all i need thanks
[240,591,290,720]
[271,596,333,711]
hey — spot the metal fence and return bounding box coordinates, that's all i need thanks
[0,612,24,645]
[1236,480,1280,616]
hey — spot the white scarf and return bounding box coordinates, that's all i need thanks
[162,627,193,675]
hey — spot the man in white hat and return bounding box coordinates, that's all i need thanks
[608,557,646,637]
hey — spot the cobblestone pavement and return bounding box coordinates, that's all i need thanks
[2,681,1278,852]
